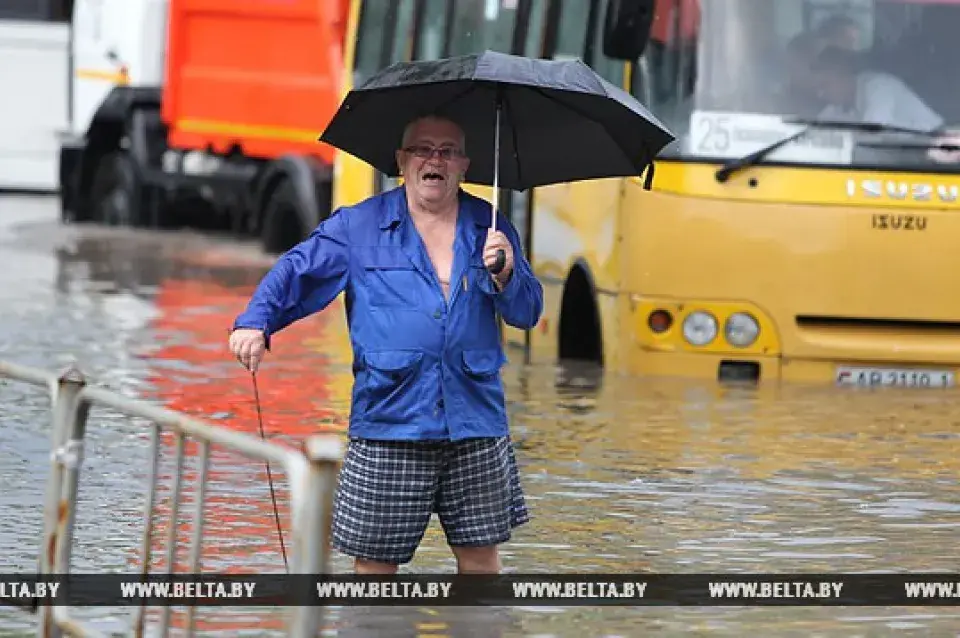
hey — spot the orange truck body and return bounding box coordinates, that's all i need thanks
[161,0,350,164]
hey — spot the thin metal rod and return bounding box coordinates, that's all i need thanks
[252,372,288,572]
[184,440,210,636]
[159,432,185,636]
[132,423,161,637]
[491,98,501,232]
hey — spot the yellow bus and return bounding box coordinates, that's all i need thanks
[332,0,960,389]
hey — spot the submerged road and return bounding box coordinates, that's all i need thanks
[1,194,958,636]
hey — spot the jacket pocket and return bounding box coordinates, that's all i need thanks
[361,349,425,423]
[359,248,421,307]
[461,348,507,379]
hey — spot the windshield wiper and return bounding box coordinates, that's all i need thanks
[714,118,938,183]
[856,140,960,152]
[782,117,938,136]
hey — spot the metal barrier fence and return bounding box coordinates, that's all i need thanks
[0,360,343,638]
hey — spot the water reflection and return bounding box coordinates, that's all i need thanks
[52,229,269,296]
[334,605,520,637]
[2,204,960,635]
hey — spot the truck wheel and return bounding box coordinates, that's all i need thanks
[261,180,306,254]
[89,151,144,227]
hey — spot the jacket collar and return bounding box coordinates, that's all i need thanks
[376,185,494,307]
[377,186,404,230]
[378,185,491,239]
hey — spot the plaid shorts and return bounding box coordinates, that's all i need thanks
[331,436,529,565]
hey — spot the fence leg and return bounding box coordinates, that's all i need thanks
[287,435,343,638]
[37,366,86,638]
[51,393,92,584]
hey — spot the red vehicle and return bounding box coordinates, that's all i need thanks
[59,0,350,253]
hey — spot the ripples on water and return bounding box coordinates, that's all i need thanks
[1,197,959,636]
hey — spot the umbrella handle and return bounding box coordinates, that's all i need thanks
[489,249,506,275]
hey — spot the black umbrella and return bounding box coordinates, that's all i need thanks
[319,50,674,271]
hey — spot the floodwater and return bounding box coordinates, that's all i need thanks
[1,194,959,637]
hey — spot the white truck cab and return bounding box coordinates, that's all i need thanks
[58,0,172,225]
[68,0,168,139]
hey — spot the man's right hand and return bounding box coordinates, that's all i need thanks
[229,329,266,373]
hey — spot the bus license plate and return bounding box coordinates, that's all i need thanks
[835,367,954,388]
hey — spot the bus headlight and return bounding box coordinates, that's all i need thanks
[725,312,760,347]
[682,311,718,346]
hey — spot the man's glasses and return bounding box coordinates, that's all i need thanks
[403,145,465,160]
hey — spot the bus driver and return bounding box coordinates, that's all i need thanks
[812,46,943,133]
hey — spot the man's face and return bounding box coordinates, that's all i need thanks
[396,118,470,206]
[830,26,860,51]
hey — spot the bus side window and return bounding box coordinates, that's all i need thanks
[522,0,550,58]
[413,0,452,61]
[625,0,697,142]
[448,0,519,56]
[586,1,625,85]
[646,0,699,108]
[391,0,418,64]
[354,0,395,87]
[549,0,591,60]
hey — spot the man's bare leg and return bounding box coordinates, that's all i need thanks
[355,558,399,574]
[451,545,501,574]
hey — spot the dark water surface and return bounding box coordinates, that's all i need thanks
[1,195,958,636]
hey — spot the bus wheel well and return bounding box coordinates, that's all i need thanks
[558,263,603,365]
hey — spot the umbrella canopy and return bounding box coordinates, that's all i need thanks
[319,50,674,191]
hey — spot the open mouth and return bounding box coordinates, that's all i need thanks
[422,172,445,183]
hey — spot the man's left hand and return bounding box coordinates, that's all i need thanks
[483,229,514,287]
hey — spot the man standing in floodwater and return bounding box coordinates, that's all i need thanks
[228,115,543,574]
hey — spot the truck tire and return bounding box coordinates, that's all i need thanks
[261,179,307,254]
[88,151,145,227]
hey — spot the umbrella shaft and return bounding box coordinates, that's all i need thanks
[491,100,500,233]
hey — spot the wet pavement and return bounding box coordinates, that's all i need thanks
[1,194,959,636]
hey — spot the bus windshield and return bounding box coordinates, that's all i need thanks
[641,0,960,171]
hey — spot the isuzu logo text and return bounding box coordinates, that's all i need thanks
[847,179,959,202]
[871,214,926,230]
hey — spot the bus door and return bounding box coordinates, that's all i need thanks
[526,0,629,366]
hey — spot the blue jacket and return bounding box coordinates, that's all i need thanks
[233,186,543,441]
